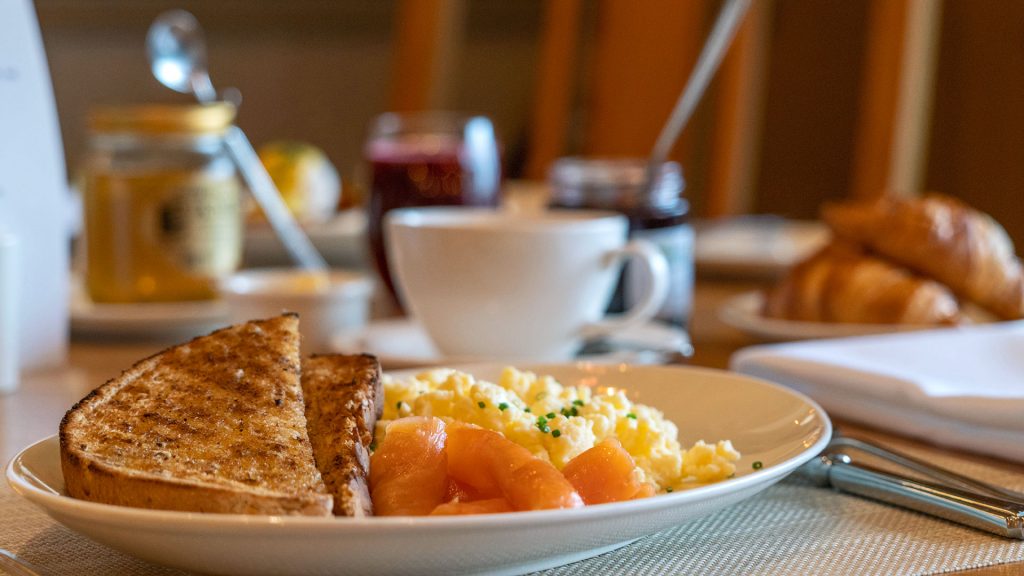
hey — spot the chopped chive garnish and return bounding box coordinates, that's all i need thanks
[666,487,674,493]
[752,461,763,470]
[570,407,579,417]
[538,423,550,433]
[626,413,637,420]
[537,416,548,426]
[524,407,532,413]
[396,401,403,409]
[546,412,556,419]
[498,402,509,411]
[572,399,584,406]
[369,441,377,452]
[560,408,571,417]
[478,401,486,409]
[551,429,562,438]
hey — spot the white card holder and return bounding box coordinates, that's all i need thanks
[0,233,19,393]
[0,0,70,372]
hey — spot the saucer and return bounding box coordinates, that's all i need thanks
[70,279,229,340]
[333,318,691,369]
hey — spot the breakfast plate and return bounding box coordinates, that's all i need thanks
[333,318,692,368]
[6,363,830,576]
[717,291,983,342]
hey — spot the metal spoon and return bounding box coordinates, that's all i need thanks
[641,0,752,197]
[146,10,327,271]
[146,10,217,102]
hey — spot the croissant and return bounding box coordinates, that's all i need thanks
[823,195,1024,320]
[763,242,961,325]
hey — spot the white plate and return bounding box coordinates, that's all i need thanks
[719,291,977,342]
[70,281,229,340]
[333,318,693,369]
[6,363,830,576]
[695,217,829,278]
[244,209,367,269]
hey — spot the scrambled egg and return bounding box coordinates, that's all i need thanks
[376,367,740,491]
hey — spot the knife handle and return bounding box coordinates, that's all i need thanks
[828,457,1024,539]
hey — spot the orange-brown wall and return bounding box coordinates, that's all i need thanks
[36,0,1024,245]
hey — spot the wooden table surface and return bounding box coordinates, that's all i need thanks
[1,275,1020,575]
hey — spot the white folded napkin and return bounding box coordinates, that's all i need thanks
[730,321,1024,462]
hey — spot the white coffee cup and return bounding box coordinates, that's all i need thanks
[385,207,668,361]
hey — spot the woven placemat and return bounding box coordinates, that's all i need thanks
[0,482,185,575]
[3,432,1022,576]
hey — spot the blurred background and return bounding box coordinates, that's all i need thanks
[35,0,1024,244]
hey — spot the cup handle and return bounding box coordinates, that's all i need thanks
[582,239,669,338]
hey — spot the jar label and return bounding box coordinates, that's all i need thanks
[158,179,242,275]
[83,171,241,302]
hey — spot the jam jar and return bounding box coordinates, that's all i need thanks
[364,112,501,307]
[82,103,242,302]
[549,158,693,328]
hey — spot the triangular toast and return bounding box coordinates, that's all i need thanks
[59,314,333,515]
[301,354,382,516]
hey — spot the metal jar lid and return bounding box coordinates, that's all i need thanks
[549,157,685,211]
[88,102,236,136]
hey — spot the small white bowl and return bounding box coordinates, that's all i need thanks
[219,268,373,354]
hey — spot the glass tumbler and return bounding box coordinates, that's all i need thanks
[365,112,501,306]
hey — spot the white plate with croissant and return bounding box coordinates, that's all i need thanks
[721,194,1019,342]
[718,291,974,342]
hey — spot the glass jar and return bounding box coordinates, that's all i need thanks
[364,112,501,307]
[549,158,693,328]
[82,103,242,302]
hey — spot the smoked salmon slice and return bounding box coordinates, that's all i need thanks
[430,498,514,516]
[369,416,448,516]
[446,423,583,511]
[562,438,655,505]
[445,478,488,503]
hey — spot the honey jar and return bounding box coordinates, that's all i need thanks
[82,103,242,302]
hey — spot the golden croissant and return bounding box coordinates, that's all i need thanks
[823,194,1024,320]
[763,242,961,325]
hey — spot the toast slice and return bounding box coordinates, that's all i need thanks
[59,314,333,516]
[301,354,382,516]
